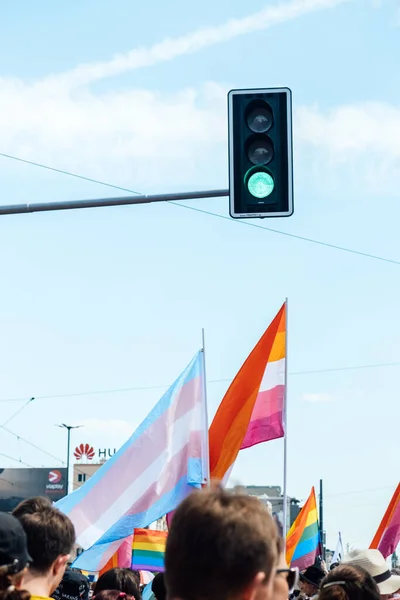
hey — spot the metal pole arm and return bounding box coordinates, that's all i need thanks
[0,189,229,216]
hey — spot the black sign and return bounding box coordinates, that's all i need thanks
[0,467,67,511]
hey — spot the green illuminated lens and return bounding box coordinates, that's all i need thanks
[247,171,274,198]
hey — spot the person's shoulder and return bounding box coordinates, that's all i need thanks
[30,595,53,600]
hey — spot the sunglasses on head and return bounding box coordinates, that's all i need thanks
[276,567,300,593]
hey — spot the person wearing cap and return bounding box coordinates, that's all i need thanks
[52,570,89,600]
[299,566,325,600]
[0,512,32,600]
[343,550,400,599]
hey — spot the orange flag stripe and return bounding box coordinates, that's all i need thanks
[209,303,286,480]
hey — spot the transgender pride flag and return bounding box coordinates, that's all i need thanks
[209,303,286,482]
[56,352,207,570]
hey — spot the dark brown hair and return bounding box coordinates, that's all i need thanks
[93,592,135,600]
[165,486,280,600]
[319,565,380,600]
[12,496,53,520]
[0,568,30,600]
[94,569,141,600]
[17,508,75,574]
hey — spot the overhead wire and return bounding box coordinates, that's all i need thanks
[0,360,399,404]
[1,397,35,426]
[0,152,142,196]
[1,152,399,266]
[0,423,66,465]
[1,154,399,478]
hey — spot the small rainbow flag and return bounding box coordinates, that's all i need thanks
[286,487,320,571]
[131,529,167,572]
[370,483,400,558]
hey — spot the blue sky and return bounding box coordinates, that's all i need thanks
[0,0,399,551]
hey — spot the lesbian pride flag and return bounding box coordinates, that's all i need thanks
[370,483,400,558]
[58,351,207,571]
[209,302,286,482]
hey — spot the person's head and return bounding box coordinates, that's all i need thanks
[165,485,281,600]
[319,564,380,600]
[343,550,400,599]
[0,512,32,600]
[299,566,325,597]
[94,569,140,600]
[12,497,53,520]
[152,574,166,600]
[273,546,299,600]
[93,591,135,600]
[17,507,75,595]
[52,569,90,600]
[129,573,140,590]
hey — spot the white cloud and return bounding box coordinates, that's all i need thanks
[0,80,228,191]
[302,392,333,403]
[51,0,350,87]
[1,0,398,196]
[296,103,400,158]
[295,102,400,193]
[77,419,135,450]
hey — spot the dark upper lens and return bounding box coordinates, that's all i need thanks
[246,135,274,165]
[246,103,273,133]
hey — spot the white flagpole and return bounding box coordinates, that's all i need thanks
[201,328,211,486]
[282,298,289,540]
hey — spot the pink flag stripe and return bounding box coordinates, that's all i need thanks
[121,435,202,518]
[68,375,202,529]
[241,411,284,449]
[73,432,202,537]
[241,386,284,450]
[245,385,284,420]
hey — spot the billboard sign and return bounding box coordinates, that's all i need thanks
[0,467,67,512]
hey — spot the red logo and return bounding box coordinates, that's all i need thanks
[74,443,95,461]
[48,470,62,483]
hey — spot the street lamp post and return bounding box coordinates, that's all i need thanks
[57,424,82,495]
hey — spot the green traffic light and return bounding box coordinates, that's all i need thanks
[246,171,274,198]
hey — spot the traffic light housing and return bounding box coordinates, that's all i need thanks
[228,87,293,219]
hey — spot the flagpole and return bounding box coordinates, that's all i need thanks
[201,328,211,486]
[282,298,289,541]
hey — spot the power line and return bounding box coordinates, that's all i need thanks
[0,152,142,196]
[0,423,66,465]
[169,201,400,267]
[1,397,35,426]
[0,452,37,468]
[1,152,399,266]
[0,360,399,404]
[325,485,395,499]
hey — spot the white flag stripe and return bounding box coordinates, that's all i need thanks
[259,357,285,391]
[77,403,202,547]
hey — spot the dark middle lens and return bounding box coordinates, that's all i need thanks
[246,135,274,165]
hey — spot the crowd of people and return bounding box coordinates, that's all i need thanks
[1,486,399,600]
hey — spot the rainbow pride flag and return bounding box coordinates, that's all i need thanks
[286,487,319,571]
[209,302,286,482]
[370,483,400,558]
[131,529,167,572]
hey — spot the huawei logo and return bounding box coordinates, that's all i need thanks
[74,443,95,461]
